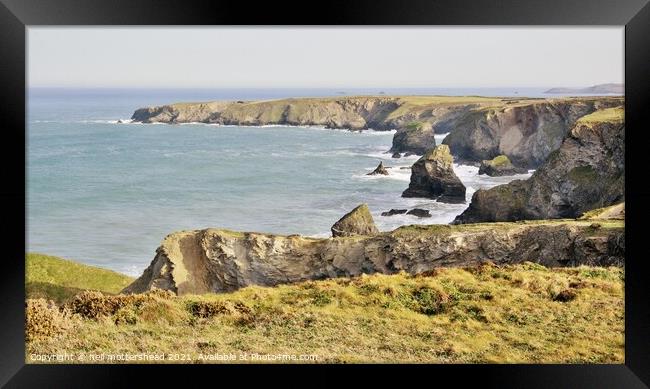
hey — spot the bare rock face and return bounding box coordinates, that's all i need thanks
[402,145,466,203]
[390,122,436,155]
[122,218,624,295]
[454,107,624,223]
[331,204,379,237]
[367,161,389,176]
[478,155,528,176]
[442,99,622,168]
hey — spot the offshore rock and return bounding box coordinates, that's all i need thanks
[402,145,466,203]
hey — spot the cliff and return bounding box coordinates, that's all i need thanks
[132,95,623,167]
[441,98,622,168]
[454,108,624,224]
[123,216,624,295]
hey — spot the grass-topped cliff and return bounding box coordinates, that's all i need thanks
[131,95,623,168]
[27,260,623,363]
[26,253,134,304]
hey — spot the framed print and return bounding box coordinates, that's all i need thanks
[1,0,649,386]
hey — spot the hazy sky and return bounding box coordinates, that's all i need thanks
[28,27,624,88]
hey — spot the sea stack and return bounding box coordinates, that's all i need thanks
[367,161,389,176]
[331,204,379,237]
[402,145,466,203]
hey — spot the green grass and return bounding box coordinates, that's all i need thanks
[577,107,624,124]
[490,155,511,167]
[26,253,134,304]
[26,261,624,364]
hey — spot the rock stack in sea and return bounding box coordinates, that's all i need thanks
[402,145,466,203]
[367,161,389,176]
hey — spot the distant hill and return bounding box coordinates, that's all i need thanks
[544,83,624,94]
[26,253,134,304]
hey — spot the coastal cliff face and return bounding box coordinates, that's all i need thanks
[122,217,624,295]
[441,99,622,168]
[132,96,622,167]
[454,108,624,224]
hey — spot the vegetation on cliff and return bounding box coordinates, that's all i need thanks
[26,253,134,304]
[26,260,624,363]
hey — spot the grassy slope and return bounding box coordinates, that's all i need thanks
[577,106,624,124]
[26,253,134,304]
[27,262,624,364]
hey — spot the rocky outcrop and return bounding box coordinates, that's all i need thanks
[406,209,431,218]
[390,122,436,155]
[454,107,624,224]
[367,162,389,176]
[402,145,466,203]
[478,155,528,176]
[381,209,407,216]
[122,218,624,295]
[442,98,623,168]
[131,96,622,164]
[331,204,379,237]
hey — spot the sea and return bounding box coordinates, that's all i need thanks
[27,87,615,275]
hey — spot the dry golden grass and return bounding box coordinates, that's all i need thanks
[26,262,624,364]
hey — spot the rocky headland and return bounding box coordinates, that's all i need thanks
[131,95,623,167]
[454,107,624,223]
[122,203,624,295]
[545,83,624,94]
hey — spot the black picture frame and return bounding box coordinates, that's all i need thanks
[2,0,649,386]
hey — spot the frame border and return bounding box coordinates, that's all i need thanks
[2,0,649,386]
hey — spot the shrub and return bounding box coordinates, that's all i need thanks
[411,286,450,315]
[25,299,72,341]
[186,300,230,318]
[552,289,577,302]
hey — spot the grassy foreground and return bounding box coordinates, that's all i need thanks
[26,260,624,364]
[26,253,134,304]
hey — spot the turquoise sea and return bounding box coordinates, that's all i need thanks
[29,87,585,275]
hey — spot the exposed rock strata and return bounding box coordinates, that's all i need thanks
[122,219,624,295]
[402,145,466,203]
[442,98,622,168]
[454,108,624,223]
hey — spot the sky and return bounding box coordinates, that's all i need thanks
[28,27,624,89]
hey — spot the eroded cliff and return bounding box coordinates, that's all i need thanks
[454,107,624,223]
[123,215,624,295]
[132,95,622,167]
